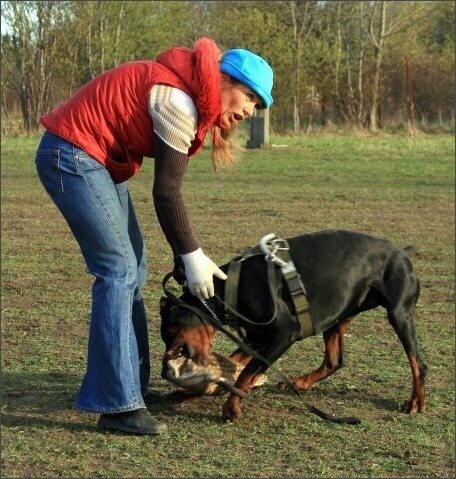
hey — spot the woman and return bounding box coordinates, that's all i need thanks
[35,37,273,435]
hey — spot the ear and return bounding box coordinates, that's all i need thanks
[159,297,169,310]
[220,73,232,88]
[173,256,186,285]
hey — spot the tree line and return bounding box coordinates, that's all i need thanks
[1,1,454,136]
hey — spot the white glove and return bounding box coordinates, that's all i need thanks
[181,248,227,299]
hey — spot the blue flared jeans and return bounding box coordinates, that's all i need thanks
[35,131,150,413]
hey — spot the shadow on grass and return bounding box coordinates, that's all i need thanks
[1,413,97,433]
[2,369,409,435]
[1,370,226,433]
[2,370,80,411]
[250,382,408,424]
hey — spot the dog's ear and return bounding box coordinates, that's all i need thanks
[173,256,187,285]
[159,297,169,311]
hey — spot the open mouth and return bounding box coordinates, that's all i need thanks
[166,343,184,360]
[166,343,199,362]
[231,113,243,123]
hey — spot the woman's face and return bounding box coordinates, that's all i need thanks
[220,74,262,128]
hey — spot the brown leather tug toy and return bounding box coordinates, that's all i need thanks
[163,352,267,397]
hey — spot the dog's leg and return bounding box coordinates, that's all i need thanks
[403,353,427,413]
[384,255,427,413]
[229,347,252,366]
[223,339,294,422]
[386,310,427,413]
[278,320,351,391]
[221,369,265,423]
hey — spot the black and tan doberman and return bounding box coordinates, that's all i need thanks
[159,229,427,423]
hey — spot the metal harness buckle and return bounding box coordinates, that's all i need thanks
[259,233,313,338]
[260,234,289,268]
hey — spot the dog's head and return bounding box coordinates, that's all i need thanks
[159,296,216,378]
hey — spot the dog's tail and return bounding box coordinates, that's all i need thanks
[403,245,417,259]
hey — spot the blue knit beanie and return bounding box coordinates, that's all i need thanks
[220,49,273,109]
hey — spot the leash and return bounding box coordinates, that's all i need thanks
[162,272,361,425]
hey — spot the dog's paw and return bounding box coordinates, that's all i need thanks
[222,399,242,423]
[403,397,426,413]
[277,376,312,391]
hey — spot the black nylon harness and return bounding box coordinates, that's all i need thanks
[223,239,314,339]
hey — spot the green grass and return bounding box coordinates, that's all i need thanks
[1,131,455,478]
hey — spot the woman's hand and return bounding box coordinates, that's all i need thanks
[181,248,227,299]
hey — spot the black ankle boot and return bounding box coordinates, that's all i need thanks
[98,408,168,435]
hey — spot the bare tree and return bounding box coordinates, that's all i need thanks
[1,0,452,134]
[77,1,146,77]
[1,1,61,131]
[281,1,318,134]
[367,1,428,132]
[404,55,415,136]
[320,1,369,126]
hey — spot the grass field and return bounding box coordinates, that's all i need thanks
[1,131,455,478]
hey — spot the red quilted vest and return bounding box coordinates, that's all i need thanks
[41,38,223,183]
